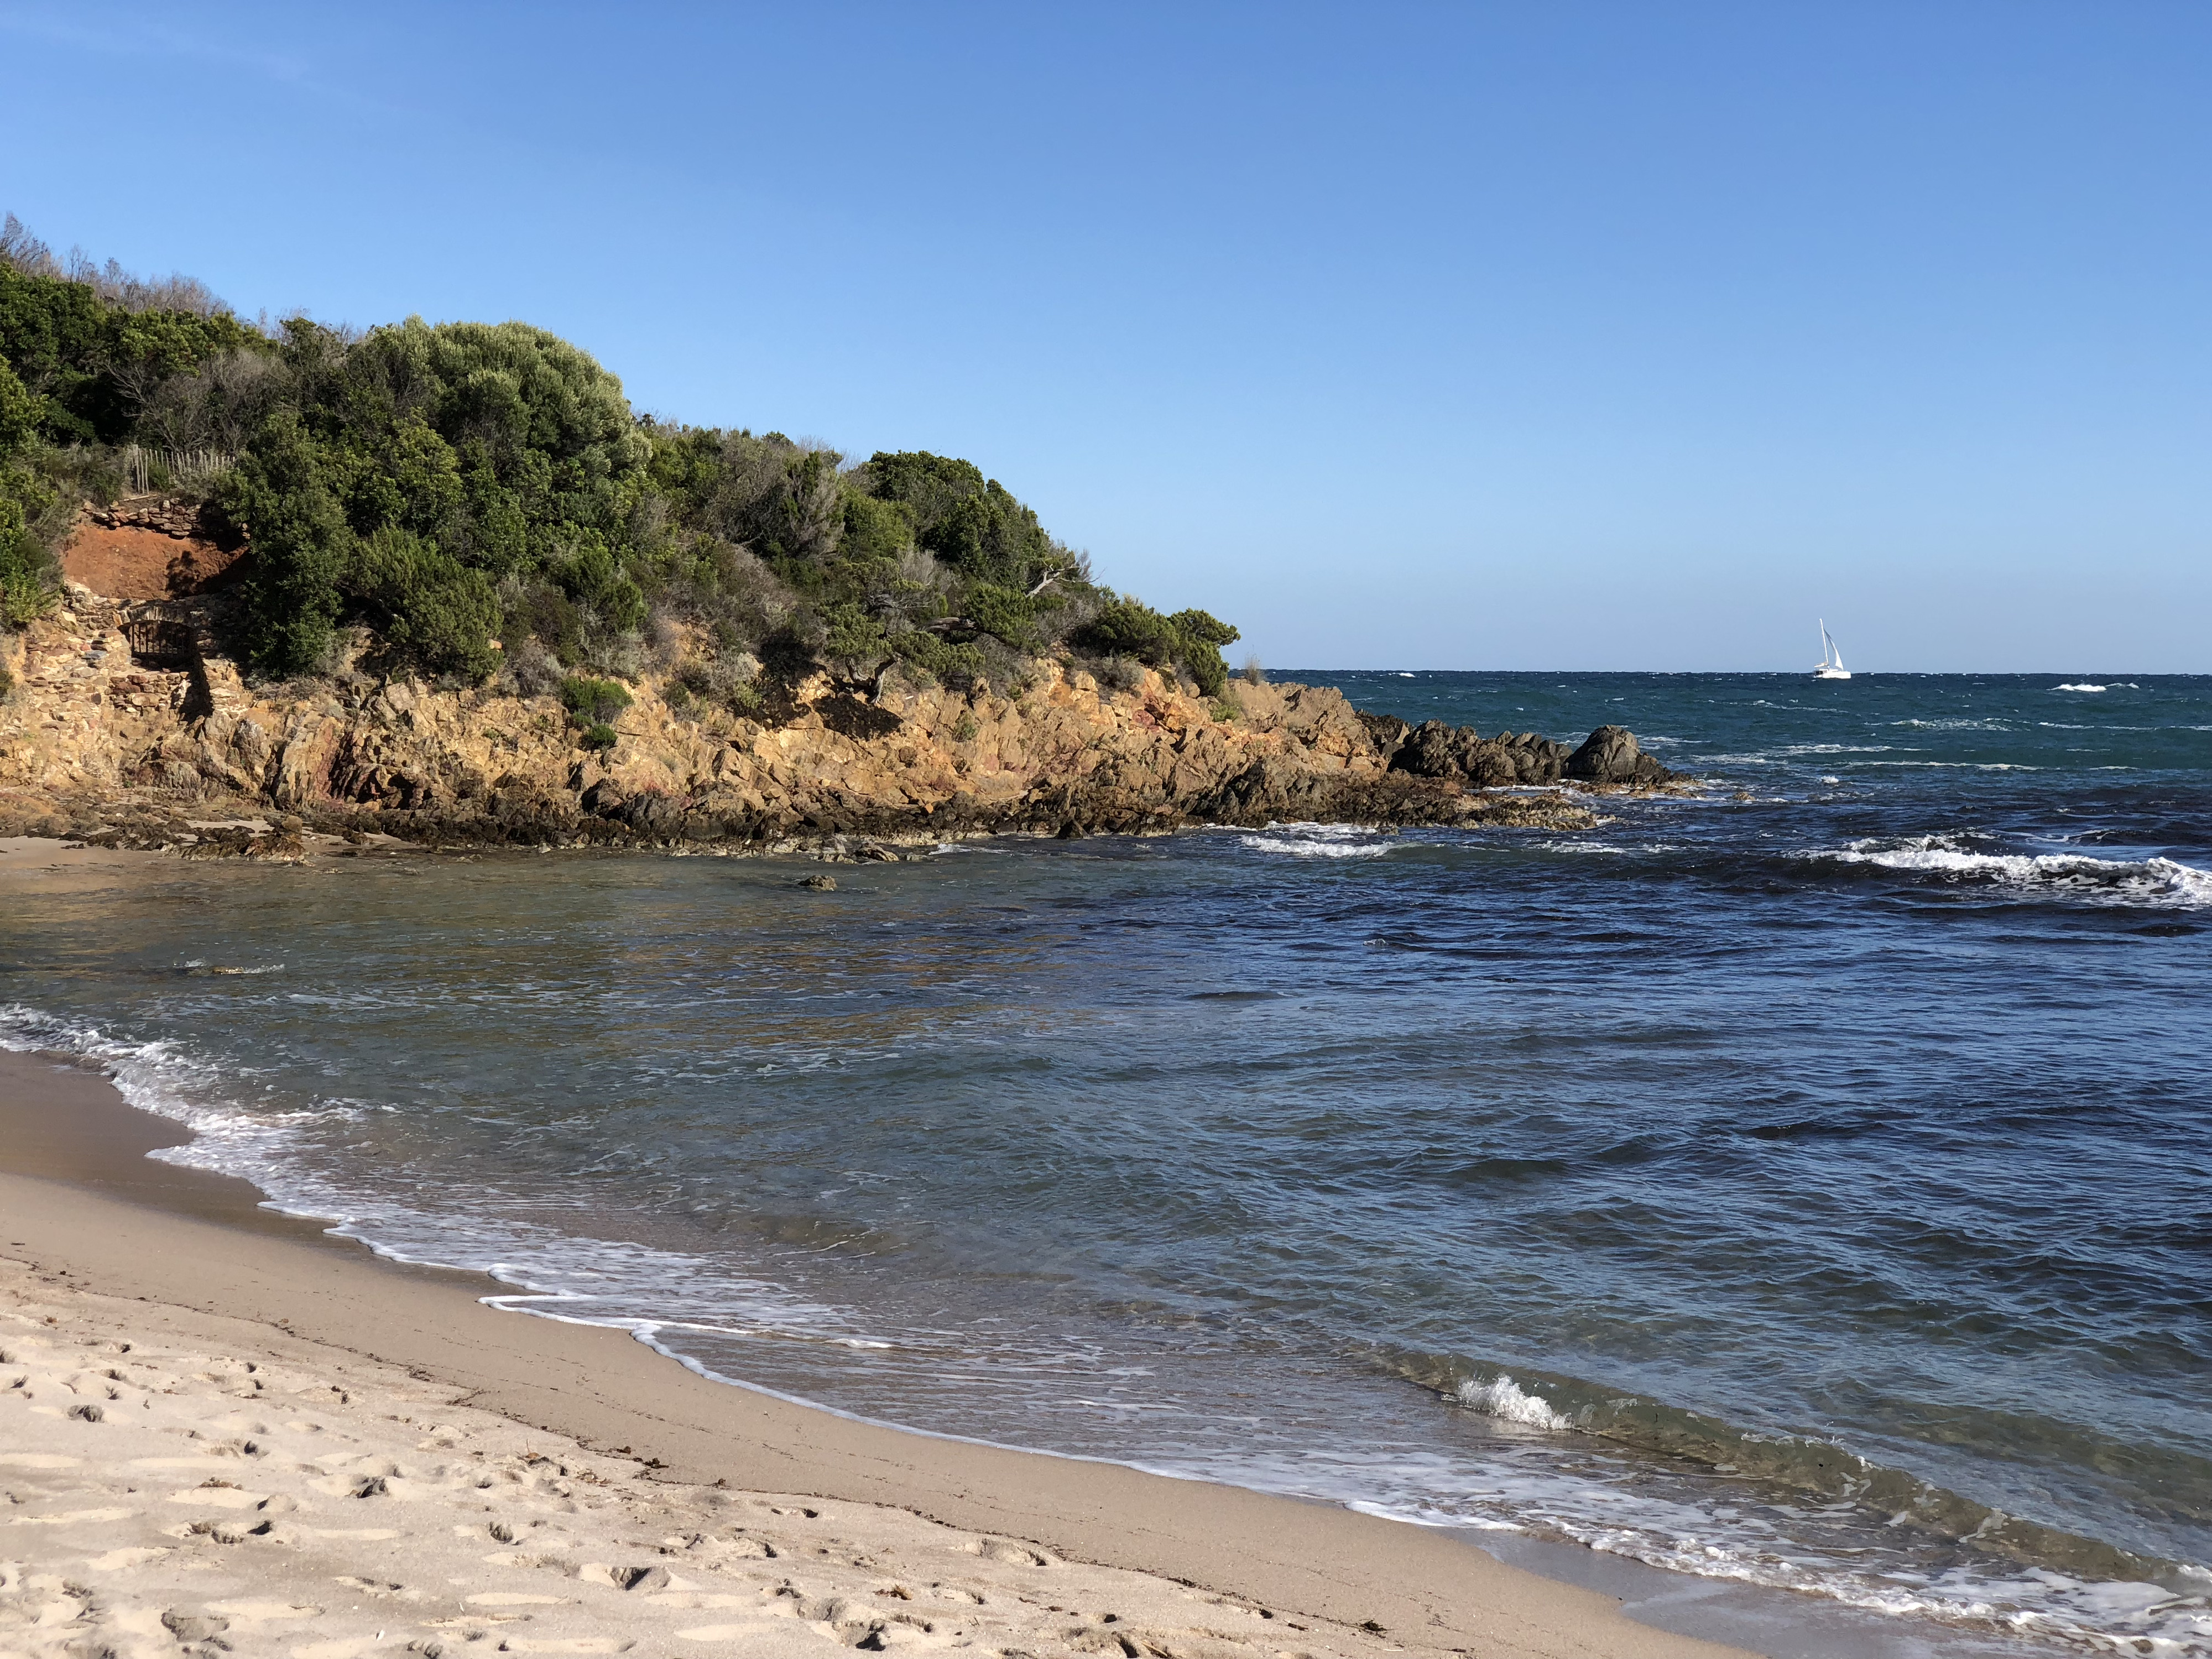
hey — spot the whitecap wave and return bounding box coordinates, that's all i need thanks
[1238,823,1393,860]
[1698,742,1900,765]
[1454,1373,1577,1431]
[1889,717,2012,731]
[1240,837,1390,860]
[1809,837,2212,908]
[2055,683,2108,693]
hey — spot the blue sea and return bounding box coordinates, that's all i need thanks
[6,672,2209,1655]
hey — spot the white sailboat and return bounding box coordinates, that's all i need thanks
[1812,620,1851,680]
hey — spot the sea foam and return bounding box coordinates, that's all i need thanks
[1454,1373,1577,1431]
[1238,823,1392,859]
[1812,836,2212,907]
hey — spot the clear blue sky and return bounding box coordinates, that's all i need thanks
[3,1,2205,671]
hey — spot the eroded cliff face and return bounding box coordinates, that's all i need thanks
[0,582,1558,848]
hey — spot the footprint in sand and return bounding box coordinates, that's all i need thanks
[206,1598,322,1623]
[6,1506,135,1525]
[85,1546,172,1571]
[166,1484,269,1509]
[963,1537,1057,1567]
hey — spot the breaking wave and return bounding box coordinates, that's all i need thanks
[1808,835,2212,907]
[1455,1372,1576,1430]
[1394,1352,2212,1653]
[1238,823,1394,859]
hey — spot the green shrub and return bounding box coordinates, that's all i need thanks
[891,629,984,688]
[1072,599,1180,666]
[840,493,912,560]
[213,317,650,678]
[0,462,59,628]
[1170,608,1240,698]
[0,258,268,446]
[353,525,500,680]
[0,363,58,629]
[1170,608,1239,650]
[559,675,633,726]
[0,359,38,453]
[820,598,887,660]
[578,723,618,752]
[0,218,1238,690]
[964,582,1036,648]
[671,656,760,716]
[223,410,349,674]
[863,451,1067,589]
[1071,599,1240,696]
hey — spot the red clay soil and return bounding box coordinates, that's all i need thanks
[62,525,248,600]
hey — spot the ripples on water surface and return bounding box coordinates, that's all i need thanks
[6,672,2210,1655]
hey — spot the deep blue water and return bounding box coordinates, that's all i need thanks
[5,671,2209,1654]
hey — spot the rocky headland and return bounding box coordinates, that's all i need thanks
[0,504,1684,859]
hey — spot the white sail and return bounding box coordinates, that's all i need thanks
[1813,619,1851,680]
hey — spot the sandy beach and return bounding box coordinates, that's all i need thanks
[0,1044,1749,1659]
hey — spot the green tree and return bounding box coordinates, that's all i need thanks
[1168,608,1240,697]
[222,409,351,674]
[862,451,1063,589]
[3,221,1245,698]
[0,262,265,444]
[0,356,36,452]
[221,317,652,678]
[353,526,500,680]
[0,360,57,625]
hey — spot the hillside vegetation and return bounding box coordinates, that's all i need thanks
[0,215,1240,701]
